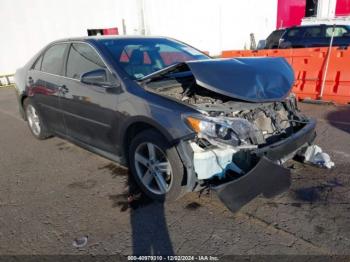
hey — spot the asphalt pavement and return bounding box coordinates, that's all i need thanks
[1,87,350,256]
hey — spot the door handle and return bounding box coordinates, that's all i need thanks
[28,76,34,85]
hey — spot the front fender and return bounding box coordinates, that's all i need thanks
[120,116,176,146]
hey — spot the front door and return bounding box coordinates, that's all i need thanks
[59,42,119,153]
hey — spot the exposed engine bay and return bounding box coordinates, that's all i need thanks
[143,72,313,182]
[145,75,309,147]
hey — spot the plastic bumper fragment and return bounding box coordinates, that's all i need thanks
[212,157,291,213]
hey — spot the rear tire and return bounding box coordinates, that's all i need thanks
[23,98,51,140]
[128,129,186,202]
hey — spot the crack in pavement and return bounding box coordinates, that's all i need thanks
[240,212,332,254]
[193,195,332,253]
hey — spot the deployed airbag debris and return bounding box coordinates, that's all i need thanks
[303,145,334,169]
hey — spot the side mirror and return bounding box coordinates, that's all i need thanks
[81,69,109,86]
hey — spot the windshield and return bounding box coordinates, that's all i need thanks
[99,38,209,79]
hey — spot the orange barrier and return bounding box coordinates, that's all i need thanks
[292,48,326,101]
[221,47,350,104]
[321,49,350,104]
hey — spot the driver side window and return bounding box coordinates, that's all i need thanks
[66,43,107,79]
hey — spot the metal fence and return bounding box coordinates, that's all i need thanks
[0,74,14,87]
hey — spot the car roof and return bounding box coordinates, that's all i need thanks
[286,24,350,29]
[50,35,174,45]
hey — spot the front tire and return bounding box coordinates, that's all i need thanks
[24,98,50,140]
[128,129,185,202]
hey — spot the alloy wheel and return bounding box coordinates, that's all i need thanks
[26,104,41,136]
[134,142,173,195]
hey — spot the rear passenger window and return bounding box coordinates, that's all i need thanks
[33,56,43,71]
[41,44,68,75]
[66,43,106,79]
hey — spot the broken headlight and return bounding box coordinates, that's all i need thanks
[185,116,242,146]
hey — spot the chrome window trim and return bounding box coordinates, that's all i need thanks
[30,69,80,82]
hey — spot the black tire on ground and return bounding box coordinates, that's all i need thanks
[23,98,51,140]
[128,129,186,202]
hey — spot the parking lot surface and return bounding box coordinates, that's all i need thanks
[0,87,350,256]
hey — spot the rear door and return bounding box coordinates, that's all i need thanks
[59,42,119,153]
[29,43,69,134]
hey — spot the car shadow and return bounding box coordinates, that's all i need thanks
[293,178,343,203]
[325,106,350,134]
[108,167,174,256]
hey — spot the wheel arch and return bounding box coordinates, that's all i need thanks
[121,117,175,164]
[20,94,29,120]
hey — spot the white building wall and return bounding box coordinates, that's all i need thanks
[301,0,349,26]
[317,0,337,18]
[0,0,123,74]
[123,0,278,55]
[0,0,277,74]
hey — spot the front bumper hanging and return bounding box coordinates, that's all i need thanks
[212,119,317,213]
[212,157,291,213]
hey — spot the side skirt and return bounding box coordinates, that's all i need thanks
[53,131,126,167]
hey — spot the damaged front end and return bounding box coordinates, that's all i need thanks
[183,98,316,212]
[141,58,317,212]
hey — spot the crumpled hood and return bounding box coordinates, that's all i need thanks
[185,58,295,102]
[141,57,295,103]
